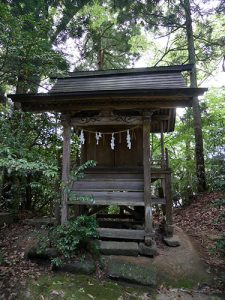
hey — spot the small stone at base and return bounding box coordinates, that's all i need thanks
[138,242,158,257]
[163,235,180,247]
[58,260,96,275]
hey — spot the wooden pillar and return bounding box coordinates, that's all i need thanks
[143,115,153,245]
[160,121,165,168]
[165,172,173,236]
[61,117,71,224]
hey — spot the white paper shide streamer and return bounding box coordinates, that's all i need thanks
[126,129,131,149]
[78,128,135,150]
[79,129,85,145]
[110,133,115,150]
[96,132,102,145]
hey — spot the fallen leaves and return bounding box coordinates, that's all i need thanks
[174,192,225,268]
[0,223,49,299]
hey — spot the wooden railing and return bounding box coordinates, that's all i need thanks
[151,147,169,169]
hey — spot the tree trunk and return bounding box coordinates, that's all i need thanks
[25,174,32,210]
[182,0,207,192]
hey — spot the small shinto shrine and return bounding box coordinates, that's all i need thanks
[9,64,206,248]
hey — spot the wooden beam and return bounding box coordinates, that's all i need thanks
[71,115,170,127]
[143,115,153,245]
[68,195,165,206]
[71,116,142,126]
[61,117,71,224]
[22,99,193,112]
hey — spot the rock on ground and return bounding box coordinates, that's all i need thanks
[101,226,213,287]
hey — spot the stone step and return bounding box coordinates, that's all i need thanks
[97,227,146,241]
[100,241,139,256]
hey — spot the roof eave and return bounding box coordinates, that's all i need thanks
[8,87,208,102]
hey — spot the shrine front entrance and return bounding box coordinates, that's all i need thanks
[80,127,143,168]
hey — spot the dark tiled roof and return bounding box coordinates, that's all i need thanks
[8,65,207,128]
[50,72,186,94]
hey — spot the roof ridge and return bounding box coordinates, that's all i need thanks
[51,64,193,80]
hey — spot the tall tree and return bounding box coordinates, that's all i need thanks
[68,2,148,70]
[182,0,206,192]
[138,0,224,193]
[0,0,91,93]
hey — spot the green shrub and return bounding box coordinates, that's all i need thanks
[36,215,99,266]
[51,215,99,259]
[108,205,120,214]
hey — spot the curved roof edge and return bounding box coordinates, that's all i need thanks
[50,64,194,80]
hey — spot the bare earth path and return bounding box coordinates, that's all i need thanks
[0,192,224,299]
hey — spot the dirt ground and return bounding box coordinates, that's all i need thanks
[174,192,225,269]
[0,192,225,299]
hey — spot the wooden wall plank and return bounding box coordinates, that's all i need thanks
[68,192,165,206]
[72,179,144,191]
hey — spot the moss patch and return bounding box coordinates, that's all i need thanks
[20,273,151,300]
[107,258,157,286]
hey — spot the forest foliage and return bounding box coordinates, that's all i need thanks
[0,0,224,213]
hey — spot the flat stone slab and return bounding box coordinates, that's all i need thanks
[163,235,181,247]
[100,241,138,256]
[58,260,96,275]
[105,256,157,286]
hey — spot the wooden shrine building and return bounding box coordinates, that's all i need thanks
[9,64,206,246]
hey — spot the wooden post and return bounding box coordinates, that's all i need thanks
[143,115,153,245]
[61,117,71,224]
[165,172,173,237]
[160,121,165,168]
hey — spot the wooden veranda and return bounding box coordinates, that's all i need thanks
[9,64,207,246]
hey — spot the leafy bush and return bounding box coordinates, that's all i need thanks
[37,215,99,266]
[108,205,120,214]
[65,160,96,205]
[51,215,98,256]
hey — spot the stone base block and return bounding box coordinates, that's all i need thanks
[138,242,158,257]
[163,235,180,247]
